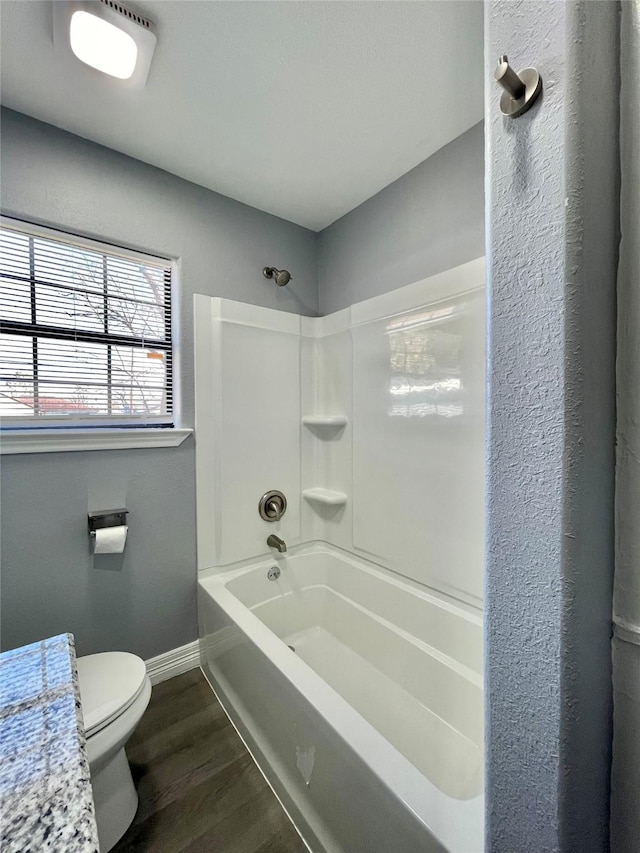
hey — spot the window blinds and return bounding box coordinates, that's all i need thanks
[0,220,173,428]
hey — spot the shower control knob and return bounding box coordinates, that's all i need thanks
[266,500,280,519]
[259,490,287,522]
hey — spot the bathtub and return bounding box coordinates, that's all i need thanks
[198,544,483,853]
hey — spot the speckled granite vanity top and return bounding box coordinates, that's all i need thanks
[0,633,99,852]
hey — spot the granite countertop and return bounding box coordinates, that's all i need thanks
[0,633,99,852]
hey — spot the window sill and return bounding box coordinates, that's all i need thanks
[0,428,193,455]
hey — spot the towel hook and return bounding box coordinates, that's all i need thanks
[495,55,542,118]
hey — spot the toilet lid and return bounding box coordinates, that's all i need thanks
[77,652,148,738]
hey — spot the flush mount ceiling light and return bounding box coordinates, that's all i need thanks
[70,11,138,79]
[53,0,157,89]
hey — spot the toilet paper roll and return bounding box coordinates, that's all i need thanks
[94,525,128,554]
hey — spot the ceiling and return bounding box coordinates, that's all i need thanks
[0,1,484,231]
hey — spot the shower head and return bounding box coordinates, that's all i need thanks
[263,266,292,287]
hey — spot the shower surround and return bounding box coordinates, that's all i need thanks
[194,258,485,851]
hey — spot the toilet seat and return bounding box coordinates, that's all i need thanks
[78,652,148,738]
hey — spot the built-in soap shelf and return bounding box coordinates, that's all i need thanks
[302,488,348,507]
[302,415,348,430]
[302,417,348,510]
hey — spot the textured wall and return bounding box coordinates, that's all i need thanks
[0,108,317,659]
[317,122,484,314]
[485,2,618,851]
[612,0,640,640]
[611,2,640,850]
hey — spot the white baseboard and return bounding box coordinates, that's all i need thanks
[145,639,200,685]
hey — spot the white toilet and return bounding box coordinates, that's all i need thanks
[77,652,152,852]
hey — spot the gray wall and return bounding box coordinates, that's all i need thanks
[485,2,618,850]
[317,121,484,314]
[0,107,318,660]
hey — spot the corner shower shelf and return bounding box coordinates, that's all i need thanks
[302,416,348,428]
[302,488,348,507]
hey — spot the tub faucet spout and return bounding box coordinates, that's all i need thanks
[267,534,287,553]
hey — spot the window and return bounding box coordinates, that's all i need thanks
[0,218,185,450]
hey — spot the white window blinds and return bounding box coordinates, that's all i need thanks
[0,220,174,429]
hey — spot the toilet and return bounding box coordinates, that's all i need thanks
[77,652,152,852]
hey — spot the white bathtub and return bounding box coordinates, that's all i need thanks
[198,544,484,853]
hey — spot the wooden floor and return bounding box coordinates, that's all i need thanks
[112,669,307,853]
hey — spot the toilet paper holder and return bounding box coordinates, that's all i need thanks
[88,508,128,538]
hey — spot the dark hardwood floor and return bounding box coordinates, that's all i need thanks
[112,669,307,853]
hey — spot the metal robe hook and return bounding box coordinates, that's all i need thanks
[495,55,542,118]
